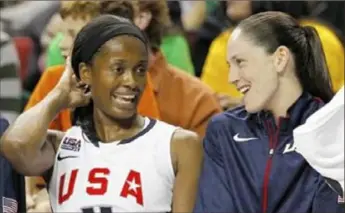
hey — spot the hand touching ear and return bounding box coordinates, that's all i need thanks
[55,56,92,109]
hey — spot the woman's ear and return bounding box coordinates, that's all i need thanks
[273,45,290,74]
[78,62,92,85]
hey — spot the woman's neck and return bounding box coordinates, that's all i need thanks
[266,78,303,123]
[93,109,144,143]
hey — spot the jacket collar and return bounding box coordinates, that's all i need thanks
[256,92,324,133]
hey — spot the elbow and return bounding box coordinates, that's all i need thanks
[0,136,22,157]
[1,135,31,157]
[0,137,38,175]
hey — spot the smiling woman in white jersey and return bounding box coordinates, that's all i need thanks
[0,15,203,212]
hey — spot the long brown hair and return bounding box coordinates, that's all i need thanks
[238,11,334,103]
[138,0,171,51]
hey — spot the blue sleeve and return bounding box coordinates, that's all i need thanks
[193,120,234,212]
[312,176,344,213]
[0,117,26,212]
[0,117,9,135]
[0,118,11,206]
[0,118,15,198]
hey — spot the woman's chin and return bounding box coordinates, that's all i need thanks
[244,100,262,113]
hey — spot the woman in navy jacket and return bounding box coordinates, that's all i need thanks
[0,117,26,213]
[194,11,343,213]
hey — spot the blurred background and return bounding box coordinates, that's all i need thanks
[0,0,344,122]
[0,1,344,212]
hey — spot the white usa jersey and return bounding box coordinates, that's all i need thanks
[48,117,178,212]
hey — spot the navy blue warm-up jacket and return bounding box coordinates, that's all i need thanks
[0,117,26,213]
[194,92,344,213]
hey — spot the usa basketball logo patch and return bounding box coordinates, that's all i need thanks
[61,137,81,152]
[338,195,344,204]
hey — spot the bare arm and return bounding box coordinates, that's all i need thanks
[0,57,91,176]
[0,89,65,176]
[171,129,203,212]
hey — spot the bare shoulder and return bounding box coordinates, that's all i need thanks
[171,129,203,173]
[169,129,204,212]
[47,129,65,152]
[171,128,201,145]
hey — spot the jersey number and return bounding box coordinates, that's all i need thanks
[58,168,144,206]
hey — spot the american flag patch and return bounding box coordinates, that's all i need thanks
[338,195,344,203]
[2,197,18,213]
[61,137,81,152]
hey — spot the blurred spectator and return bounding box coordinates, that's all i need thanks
[0,1,60,50]
[180,1,207,32]
[201,1,344,109]
[45,1,195,75]
[160,1,195,75]
[0,0,22,9]
[40,13,64,51]
[190,1,230,77]
[178,1,220,33]
[46,31,65,68]
[1,1,60,99]
[0,1,60,74]
[0,26,22,123]
[167,1,183,30]
[40,13,65,69]
[137,0,221,136]
[308,1,345,37]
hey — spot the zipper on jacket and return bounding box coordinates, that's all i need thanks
[262,119,281,213]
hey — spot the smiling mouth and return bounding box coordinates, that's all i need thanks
[112,94,137,107]
[238,86,251,95]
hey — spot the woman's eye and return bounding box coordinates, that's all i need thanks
[136,67,146,74]
[113,67,124,73]
[236,59,243,65]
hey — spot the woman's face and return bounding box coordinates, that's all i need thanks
[80,35,148,120]
[227,28,280,113]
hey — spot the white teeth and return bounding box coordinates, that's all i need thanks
[115,95,135,99]
[239,86,250,94]
[116,98,133,105]
[113,94,136,104]
[121,95,135,99]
